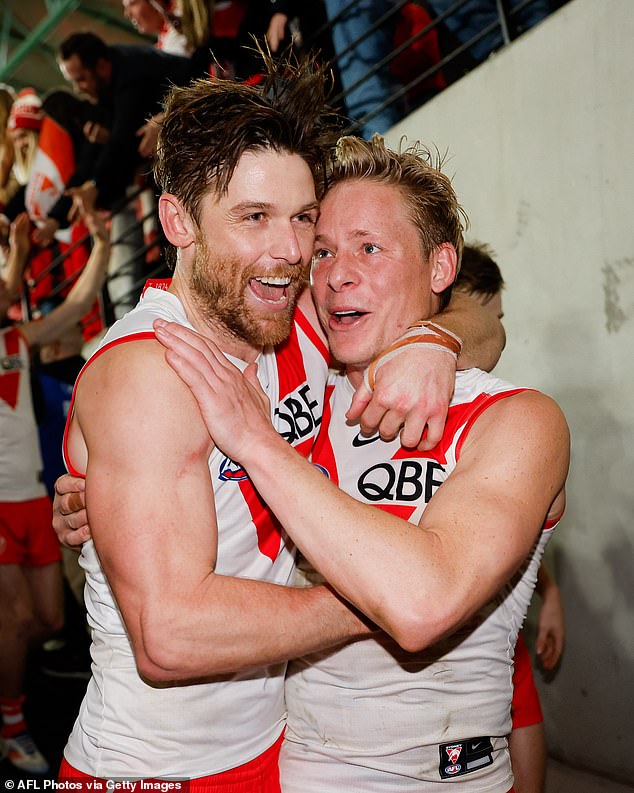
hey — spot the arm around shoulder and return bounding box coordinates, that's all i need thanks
[74,339,369,682]
[435,290,506,371]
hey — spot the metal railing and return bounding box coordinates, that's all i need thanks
[305,0,564,134]
[20,0,564,327]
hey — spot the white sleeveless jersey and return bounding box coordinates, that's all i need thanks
[63,287,329,779]
[282,368,555,792]
[0,326,47,501]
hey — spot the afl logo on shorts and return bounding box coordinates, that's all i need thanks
[218,457,248,481]
[445,764,461,775]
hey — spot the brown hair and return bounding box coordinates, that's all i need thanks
[327,135,467,308]
[154,51,341,226]
[456,241,504,300]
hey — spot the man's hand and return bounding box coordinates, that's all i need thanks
[266,13,289,52]
[535,574,565,670]
[347,346,456,450]
[66,181,99,223]
[153,319,273,460]
[32,217,60,248]
[83,209,110,244]
[9,212,32,261]
[52,474,91,547]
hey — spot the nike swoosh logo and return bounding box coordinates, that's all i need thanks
[352,432,381,447]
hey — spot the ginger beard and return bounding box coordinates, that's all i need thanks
[190,231,308,349]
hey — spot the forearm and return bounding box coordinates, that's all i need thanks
[65,237,110,312]
[234,429,432,649]
[139,576,370,682]
[22,238,109,348]
[435,291,505,371]
[3,244,27,302]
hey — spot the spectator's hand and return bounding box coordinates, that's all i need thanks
[536,579,565,669]
[83,209,110,245]
[348,346,456,450]
[83,120,110,145]
[32,217,60,248]
[266,12,289,52]
[9,212,32,262]
[53,474,91,548]
[136,113,163,158]
[66,181,98,223]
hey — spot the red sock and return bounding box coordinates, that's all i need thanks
[0,695,27,738]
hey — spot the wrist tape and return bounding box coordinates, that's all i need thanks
[363,321,463,393]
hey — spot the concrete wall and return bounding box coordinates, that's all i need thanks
[387,0,634,783]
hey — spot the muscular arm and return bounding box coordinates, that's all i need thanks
[435,290,505,371]
[71,341,369,683]
[229,391,568,651]
[151,327,569,653]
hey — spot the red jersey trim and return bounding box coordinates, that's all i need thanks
[294,305,329,364]
[142,278,171,296]
[543,513,563,531]
[452,387,561,535]
[454,388,529,460]
[62,332,157,477]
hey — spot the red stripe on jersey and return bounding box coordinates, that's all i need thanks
[238,478,286,562]
[454,388,528,460]
[543,515,562,531]
[294,306,329,364]
[391,394,498,465]
[0,327,24,410]
[63,332,157,476]
[311,384,338,484]
[275,322,308,401]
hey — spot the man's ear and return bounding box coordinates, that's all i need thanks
[158,194,196,250]
[430,243,457,295]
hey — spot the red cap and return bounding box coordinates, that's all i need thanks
[8,88,43,132]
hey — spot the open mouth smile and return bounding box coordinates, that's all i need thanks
[249,276,293,306]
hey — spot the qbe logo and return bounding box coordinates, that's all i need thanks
[357,459,445,503]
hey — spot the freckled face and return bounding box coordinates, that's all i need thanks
[310,179,432,373]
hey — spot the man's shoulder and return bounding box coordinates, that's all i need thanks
[98,289,187,349]
[454,368,521,399]
[457,373,567,452]
[77,290,187,389]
